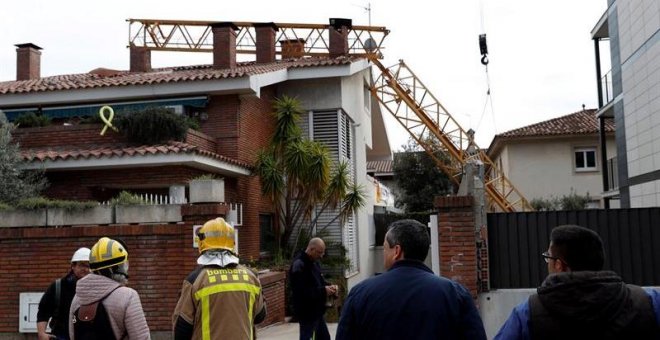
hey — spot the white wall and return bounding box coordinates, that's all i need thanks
[479,289,536,340]
[496,136,616,204]
[280,68,378,289]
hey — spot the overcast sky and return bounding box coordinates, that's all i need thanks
[0,0,609,149]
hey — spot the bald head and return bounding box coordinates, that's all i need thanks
[306,237,326,261]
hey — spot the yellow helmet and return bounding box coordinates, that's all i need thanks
[89,237,128,272]
[197,218,235,254]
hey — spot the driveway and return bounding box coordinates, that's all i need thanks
[257,322,338,339]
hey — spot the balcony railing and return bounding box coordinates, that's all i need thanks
[607,156,619,190]
[601,70,614,105]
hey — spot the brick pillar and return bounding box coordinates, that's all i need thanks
[15,43,42,81]
[329,18,352,58]
[280,39,305,59]
[181,203,229,226]
[129,46,151,72]
[435,195,479,298]
[254,23,278,63]
[212,22,238,69]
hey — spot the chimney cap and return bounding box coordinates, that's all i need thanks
[329,18,352,30]
[15,43,43,50]
[210,22,238,30]
[253,22,279,31]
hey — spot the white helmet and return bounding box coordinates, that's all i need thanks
[71,247,91,263]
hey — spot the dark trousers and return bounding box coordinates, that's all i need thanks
[299,316,330,340]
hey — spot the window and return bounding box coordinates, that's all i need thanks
[575,148,597,171]
[259,214,276,255]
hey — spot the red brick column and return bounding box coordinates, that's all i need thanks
[435,196,478,298]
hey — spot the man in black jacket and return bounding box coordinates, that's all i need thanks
[495,225,660,339]
[37,247,90,340]
[289,237,338,340]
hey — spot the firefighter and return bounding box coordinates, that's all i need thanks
[172,217,266,340]
[68,237,150,340]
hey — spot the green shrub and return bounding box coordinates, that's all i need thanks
[560,189,591,210]
[115,107,192,144]
[14,112,51,127]
[110,191,145,205]
[0,110,49,203]
[0,202,13,211]
[15,197,97,211]
[530,189,591,211]
[190,174,220,181]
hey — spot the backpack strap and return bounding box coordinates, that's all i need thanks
[53,278,61,318]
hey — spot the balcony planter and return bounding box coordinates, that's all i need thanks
[189,178,225,203]
[47,206,114,226]
[0,209,47,227]
[115,204,182,224]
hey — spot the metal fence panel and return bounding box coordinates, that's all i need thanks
[488,208,660,289]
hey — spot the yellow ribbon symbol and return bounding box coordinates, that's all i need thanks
[99,106,119,136]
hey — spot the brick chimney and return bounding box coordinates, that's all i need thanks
[15,43,42,81]
[211,22,238,69]
[280,39,305,59]
[329,18,352,58]
[254,23,278,63]
[130,46,151,72]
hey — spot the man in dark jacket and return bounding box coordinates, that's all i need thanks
[336,219,486,340]
[289,237,338,340]
[36,247,90,340]
[495,224,660,340]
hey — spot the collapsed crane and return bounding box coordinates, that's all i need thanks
[127,18,533,212]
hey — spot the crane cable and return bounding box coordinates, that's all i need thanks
[476,0,497,134]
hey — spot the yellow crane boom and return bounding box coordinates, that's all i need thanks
[127,18,533,212]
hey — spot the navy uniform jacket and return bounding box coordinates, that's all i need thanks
[289,251,329,322]
[336,259,486,340]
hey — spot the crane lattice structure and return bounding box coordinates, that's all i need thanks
[127,18,533,212]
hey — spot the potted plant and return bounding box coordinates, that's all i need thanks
[189,174,225,203]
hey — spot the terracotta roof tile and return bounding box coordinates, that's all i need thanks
[0,57,359,95]
[21,141,252,169]
[496,109,614,138]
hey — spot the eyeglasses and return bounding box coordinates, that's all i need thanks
[541,251,559,264]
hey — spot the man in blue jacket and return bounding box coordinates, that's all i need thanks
[336,219,486,340]
[495,224,660,340]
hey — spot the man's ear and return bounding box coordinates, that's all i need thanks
[393,244,404,261]
[556,258,569,272]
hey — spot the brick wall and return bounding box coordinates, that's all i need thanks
[0,223,285,336]
[13,125,125,148]
[259,271,286,326]
[435,196,480,299]
[44,166,208,201]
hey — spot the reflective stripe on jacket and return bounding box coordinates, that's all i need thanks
[172,264,265,340]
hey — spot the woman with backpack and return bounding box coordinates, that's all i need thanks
[68,237,150,340]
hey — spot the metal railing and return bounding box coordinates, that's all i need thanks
[601,70,614,105]
[607,156,619,190]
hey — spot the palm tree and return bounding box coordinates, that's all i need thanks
[255,96,366,254]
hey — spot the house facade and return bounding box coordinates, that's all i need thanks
[0,20,391,286]
[592,0,660,208]
[487,109,616,208]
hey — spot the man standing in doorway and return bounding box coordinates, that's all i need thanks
[336,219,486,340]
[37,247,90,340]
[289,237,338,340]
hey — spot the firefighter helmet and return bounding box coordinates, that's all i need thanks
[197,218,235,254]
[89,237,128,271]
